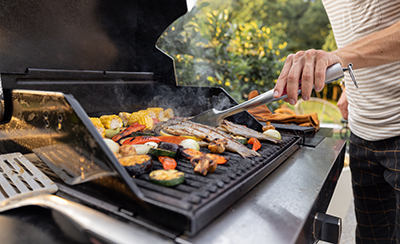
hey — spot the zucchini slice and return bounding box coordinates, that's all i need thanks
[232,135,248,145]
[149,169,185,187]
[148,148,176,158]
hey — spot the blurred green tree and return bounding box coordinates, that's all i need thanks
[157,0,336,102]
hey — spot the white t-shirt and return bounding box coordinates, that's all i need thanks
[322,0,400,141]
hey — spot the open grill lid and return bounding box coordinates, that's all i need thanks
[0,0,187,85]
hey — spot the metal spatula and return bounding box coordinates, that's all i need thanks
[0,152,167,244]
[190,63,346,127]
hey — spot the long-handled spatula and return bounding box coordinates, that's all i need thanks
[191,63,352,127]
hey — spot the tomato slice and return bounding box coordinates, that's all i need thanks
[158,156,177,170]
[247,137,261,151]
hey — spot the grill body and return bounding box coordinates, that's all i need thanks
[0,76,301,235]
[0,0,345,242]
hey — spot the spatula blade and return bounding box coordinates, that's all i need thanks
[0,153,58,207]
[190,108,224,127]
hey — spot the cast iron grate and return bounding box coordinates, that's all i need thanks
[132,133,300,211]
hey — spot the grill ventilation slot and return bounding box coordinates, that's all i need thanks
[0,153,58,202]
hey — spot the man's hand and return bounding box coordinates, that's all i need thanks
[337,88,348,120]
[273,49,342,105]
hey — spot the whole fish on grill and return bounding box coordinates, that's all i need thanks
[153,118,261,158]
[218,120,281,144]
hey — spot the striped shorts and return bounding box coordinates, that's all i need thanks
[349,132,400,244]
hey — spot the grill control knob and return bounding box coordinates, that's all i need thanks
[313,212,342,243]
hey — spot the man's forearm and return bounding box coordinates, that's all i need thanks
[333,20,400,69]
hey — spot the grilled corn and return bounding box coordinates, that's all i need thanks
[147,107,164,120]
[128,110,154,129]
[160,108,174,121]
[100,115,123,130]
[118,112,131,127]
[90,117,105,137]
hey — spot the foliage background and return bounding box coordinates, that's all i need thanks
[157,0,340,104]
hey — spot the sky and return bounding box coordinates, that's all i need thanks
[186,0,197,10]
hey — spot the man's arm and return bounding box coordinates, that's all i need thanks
[337,88,348,120]
[273,20,400,105]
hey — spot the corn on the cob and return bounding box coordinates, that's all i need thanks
[100,115,123,130]
[147,107,164,120]
[128,111,141,125]
[139,115,154,129]
[90,117,105,137]
[161,108,174,121]
[118,112,131,127]
[127,110,154,129]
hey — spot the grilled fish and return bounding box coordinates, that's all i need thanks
[153,118,260,158]
[218,120,281,144]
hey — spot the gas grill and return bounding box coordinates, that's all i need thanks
[0,1,345,243]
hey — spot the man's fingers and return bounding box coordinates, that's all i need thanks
[285,51,305,104]
[300,50,317,101]
[314,60,328,92]
[274,55,294,98]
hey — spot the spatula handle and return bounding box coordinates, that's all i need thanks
[218,63,344,118]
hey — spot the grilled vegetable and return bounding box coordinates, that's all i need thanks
[179,139,200,150]
[147,107,165,121]
[181,148,229,165]
[112,123,146,142]
[208,138,227,154]
[158,142,181,153]
[118,112,131,127]
[161,108,174,121]
[104,138,120,154]
[263,129,281,140]
[122,136,162,145]
[119,144,137,157]
[149,169,184,187]
[119,155,153,176]
[144,141,158,148]
[130,131,156,137]
[90,117,106,137]
[233,135,248,145]
[158,136,187,145]
[190,154,218,176]
[247,137,261,151]
[100,115,123,130]
[105,127,120,138]
[130,145,151,155]
[128,110,154,129]
[262,122,275,131]
[158,156,177,170]
[148,148,176,158]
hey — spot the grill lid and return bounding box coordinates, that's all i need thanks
[0,0,187,86]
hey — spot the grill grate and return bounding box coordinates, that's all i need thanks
[132,133,300,211]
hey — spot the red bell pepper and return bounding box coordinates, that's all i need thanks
[112,123,146,142]
[122,136,162,145]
